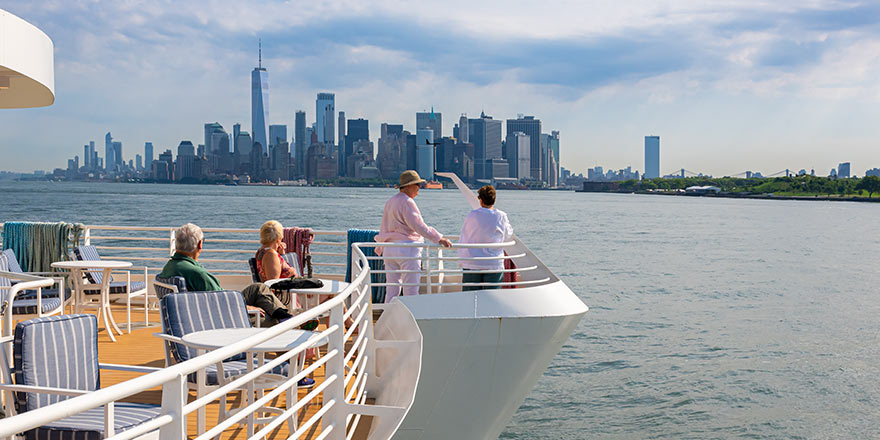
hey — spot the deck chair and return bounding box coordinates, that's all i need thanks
[0,252,65,324]
[0,314,161,438]
[72,245,150,333]
[1,248,72,305]
[156,290,289,433]
[153,275,261,326]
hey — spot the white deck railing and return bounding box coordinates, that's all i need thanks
[0,246,420,440]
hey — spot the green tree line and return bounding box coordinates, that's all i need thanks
[618,175,880,198]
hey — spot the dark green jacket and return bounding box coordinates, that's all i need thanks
[157,253,222,292]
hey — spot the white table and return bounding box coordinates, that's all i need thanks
[181,327,328,437]
[264,278,350,311]
[51,260,132,342]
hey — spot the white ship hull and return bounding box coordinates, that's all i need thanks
[390,281,587,439]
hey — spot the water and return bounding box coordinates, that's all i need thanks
[3,181,880,439]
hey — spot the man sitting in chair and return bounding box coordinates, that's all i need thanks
[158,223,298,327]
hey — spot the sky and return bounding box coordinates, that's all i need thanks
[1,0,879,176]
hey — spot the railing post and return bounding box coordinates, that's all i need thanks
[324,287,347,440]
[424,245,432,295]
[159,374,187,439]
[169,228,175,256]
[84,226,91,246]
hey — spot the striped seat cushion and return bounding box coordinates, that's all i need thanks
[154,276,186,299]
[193,358,289,386]
[2,248,24,273]
[73,246,105,285]
[14,315,100,413]
[160,290,251,363]
[26,402,161,440]
[18,288,73,301]
[11,297,64,315]
[82,281,146,295]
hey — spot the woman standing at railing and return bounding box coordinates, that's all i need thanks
[458,185,514,291]
[376,170,452,303]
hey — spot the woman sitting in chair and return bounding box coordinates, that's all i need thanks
[256,220,298,282]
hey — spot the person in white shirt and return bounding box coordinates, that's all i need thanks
[458,185,514,291]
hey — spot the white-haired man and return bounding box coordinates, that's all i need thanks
[157,223,296,325]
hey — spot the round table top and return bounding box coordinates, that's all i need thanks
[180,327,327,352]
[263,278,349,295]
[51,260,133,269]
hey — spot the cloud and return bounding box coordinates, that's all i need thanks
[1,0,880,175]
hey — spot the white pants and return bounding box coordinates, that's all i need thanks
[383,245,422,303]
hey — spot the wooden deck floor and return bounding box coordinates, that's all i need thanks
[91,305,341,440]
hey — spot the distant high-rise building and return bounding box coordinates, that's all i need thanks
[269,124,287,148]
[204,122,224,153]
[838,162,851,178]
[144,142,153,166]
[377,123,406,179]
[416,109,442,139]
[644,136,660,179]
[458,114,468,143]
[316,92,335,145]
[135,154,142,170]
[470,112,502,180]
[104,132,114,171]
[294,111,306,177]
[506,116,541,180]
[175,141,199,181]
[505,132,530,179]
[416,129,435,180]
[112,141,122,170]
[549,131,560,184]
[83,144,89,169]
[251,43,269,155]
[337,111,346,154]
[343,118,369,177]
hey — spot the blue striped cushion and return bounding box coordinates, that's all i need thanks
[73,246,105,285]
[154,276,186,298]
[17,288,73,301]
[14,314,100,413]
[11,297,63,315]
[82,281,146,295]
[2,248,24,273]
[160,290,251,363]
[248,257,261,283]
[0,252,11,288]
[26,402,161,440]
[193,358,289,386]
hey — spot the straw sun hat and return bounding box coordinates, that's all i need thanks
[396,170,427,188]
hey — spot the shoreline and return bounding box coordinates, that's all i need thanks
[635,191,880,203]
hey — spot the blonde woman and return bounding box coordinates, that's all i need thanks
[256,220,298,281]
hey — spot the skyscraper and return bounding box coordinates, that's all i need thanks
[337,111,345,154]
[342,118,369,176]
[416,109,442,139]
[458,113,468,143]
[112,141,122,170]
[505,132,530,179]
[144,142,153,167]
[251,43,269,155]
[269,124,287,148]
[83,144,89,169]
[105,132,114,171]
[294,111,306,177]
[469,112,502,180]
[316,92,335,145]
[416,129,435,180]
[506,116,542,181]
[644,136,660,179]
[838,162,851,178]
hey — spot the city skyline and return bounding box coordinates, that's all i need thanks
[0,1,878,175]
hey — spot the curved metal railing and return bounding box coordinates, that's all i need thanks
[0,246,421,440]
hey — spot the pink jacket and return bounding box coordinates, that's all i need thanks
[375,192,443,252]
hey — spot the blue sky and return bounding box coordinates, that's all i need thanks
[1,0,879,176]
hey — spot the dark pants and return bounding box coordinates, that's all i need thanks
[241,283,288,327]
[462,270,503,291]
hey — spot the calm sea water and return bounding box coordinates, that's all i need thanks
[2,181,880,439]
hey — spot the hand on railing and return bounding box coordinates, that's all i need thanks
[438,238,452,248]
